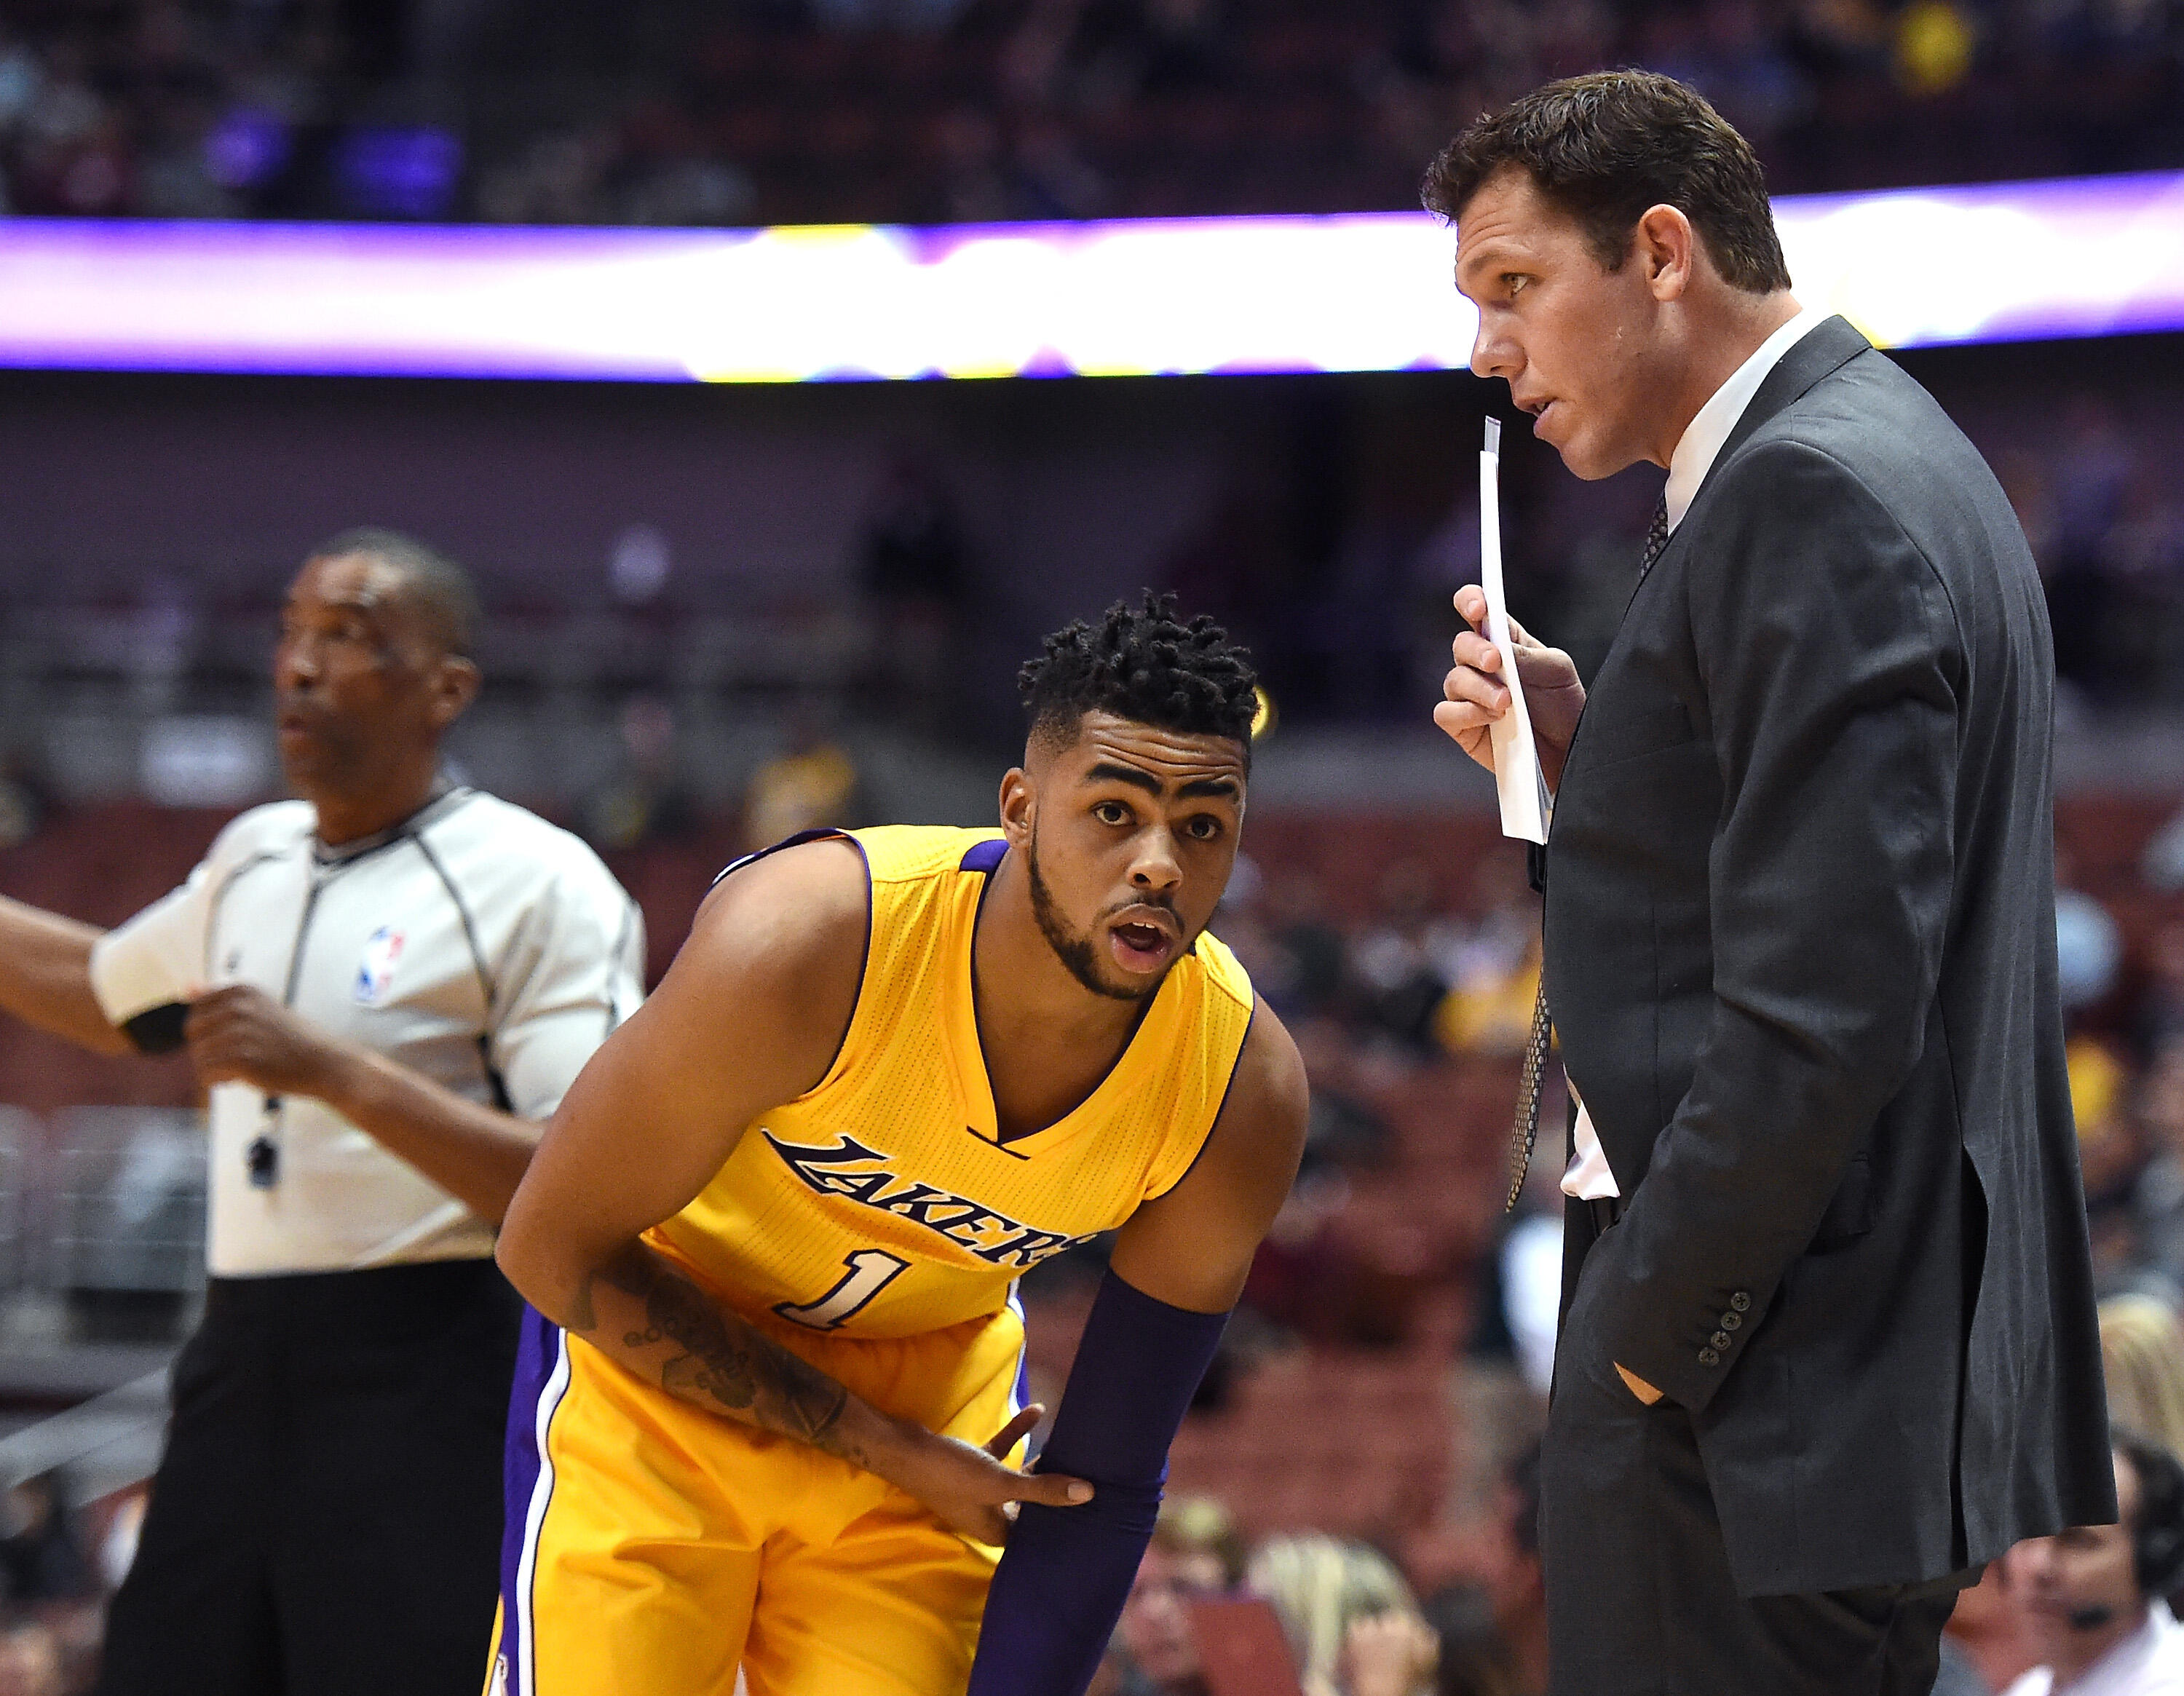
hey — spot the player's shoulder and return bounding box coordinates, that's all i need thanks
[1216,996,1308,1151]
[1163,996,1307,1213]
[851,823,1003,887]
[700,830,871,943]
[1241,998,1307,1106]
[1190,926,1257,1021]
[673,831,868,1006]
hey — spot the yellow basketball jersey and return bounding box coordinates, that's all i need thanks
[646,825,1257,1341]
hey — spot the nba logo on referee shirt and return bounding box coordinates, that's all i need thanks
[354,925,405,1005]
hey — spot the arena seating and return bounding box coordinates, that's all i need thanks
[1165,1344,1456,1545]
[2,0,2177,226]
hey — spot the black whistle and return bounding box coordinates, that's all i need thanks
[248,1095,281,1189]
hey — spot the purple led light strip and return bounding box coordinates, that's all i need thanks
[0,170,2177,381]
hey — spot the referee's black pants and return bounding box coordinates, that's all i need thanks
[98,1259,521,1696]
[1541,1197,1977,1695]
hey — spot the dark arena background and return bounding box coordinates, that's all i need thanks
[0,2,2182,1692]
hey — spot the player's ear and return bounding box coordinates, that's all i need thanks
[998,768,1033,845]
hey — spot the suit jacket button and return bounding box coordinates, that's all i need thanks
[1730,1292,1751,1312]
[1699,1347,1720,1366]
[1710,1331,1732,1350]
[1721,1312,1741,1331]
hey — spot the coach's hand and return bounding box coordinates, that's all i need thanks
[1616,1363,1664,1406]
[1435,585,1585,791]
[185,984,353,1100]
[883,1403,1093,1548]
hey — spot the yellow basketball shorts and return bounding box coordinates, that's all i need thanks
[483,1294,1029,1696]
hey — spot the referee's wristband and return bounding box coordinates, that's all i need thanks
[122,1002,189,1055]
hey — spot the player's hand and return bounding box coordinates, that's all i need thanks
[184,985,354,1100]
[1434,585,1584,790]
[884,1403,1093,1548]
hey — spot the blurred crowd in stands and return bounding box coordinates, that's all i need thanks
[2011,394,2184,713]
[2053,812,2184,1310]
[0,0,2179,226]
[4,363,2178,837]
[0,1473,130,1696]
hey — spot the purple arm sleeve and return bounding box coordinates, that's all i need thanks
[965,1268,1229,1696]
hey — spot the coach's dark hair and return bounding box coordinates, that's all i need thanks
[1421,70,1792,296]
[1019,593,1258,761]
[307,526,481,659]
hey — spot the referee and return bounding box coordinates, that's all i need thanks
[0,530,644,1696]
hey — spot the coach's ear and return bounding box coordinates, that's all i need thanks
[997,767,1034,847]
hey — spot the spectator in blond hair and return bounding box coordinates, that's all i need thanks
[1109,1496,1248,1696]
[1247,1534,1438,1696]
[2102,1295,2184,1459]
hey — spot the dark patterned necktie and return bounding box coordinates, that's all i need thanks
[1503,496,1674,1210]
[1636,496,1671,585]
[1506,972,1555,1211]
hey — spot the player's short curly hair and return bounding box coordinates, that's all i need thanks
[1019,593,1258,761]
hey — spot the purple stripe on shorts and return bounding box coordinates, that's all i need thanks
[496,1304,562,1696]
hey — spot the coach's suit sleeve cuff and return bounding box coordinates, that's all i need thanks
[1583,1224,1769,1416]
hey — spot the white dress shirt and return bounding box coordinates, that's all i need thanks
[90,788,645,1275]
[1559,304,1832,1203]
[2003,1601,2184,1696]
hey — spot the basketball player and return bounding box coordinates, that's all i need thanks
[489,595,1309,1696]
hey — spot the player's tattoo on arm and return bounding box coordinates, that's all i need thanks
[571,1243,859,1460]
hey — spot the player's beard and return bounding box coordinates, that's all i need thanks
[1024,832,1162,1004]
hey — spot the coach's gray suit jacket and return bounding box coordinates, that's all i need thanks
[1544,314,2116,1596]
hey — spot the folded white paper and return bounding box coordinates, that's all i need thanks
[1479,417,1551,844]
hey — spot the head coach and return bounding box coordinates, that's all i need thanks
[1428,71,2114,1694]
[0,530,644,1696]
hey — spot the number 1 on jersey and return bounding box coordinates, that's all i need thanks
[772,1249,911,1331]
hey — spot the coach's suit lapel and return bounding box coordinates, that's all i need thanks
[1701,315,1870,496]
[1624,315,1872,617]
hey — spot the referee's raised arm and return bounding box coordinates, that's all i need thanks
[0,896,132,1055]
[0,528,647,1696]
